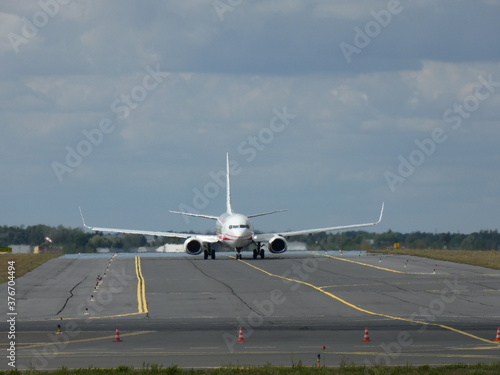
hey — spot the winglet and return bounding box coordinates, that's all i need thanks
[79,206,91,230]
[377,202,385,224]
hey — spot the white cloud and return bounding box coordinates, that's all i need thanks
[253,0,305,14]
[311,0,390,20]
[0,1,499,233]
[0,13,24,53]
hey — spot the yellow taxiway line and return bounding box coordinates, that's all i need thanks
[235,257,499,345]
[16,331,153,350]
[89,256,149,319]
[321,254,444,274]
[135,256,148,314]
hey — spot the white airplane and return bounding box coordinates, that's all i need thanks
[80,154,384,260]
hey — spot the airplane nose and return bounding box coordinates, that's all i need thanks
[233,228,247,238]
[231,228,252,246]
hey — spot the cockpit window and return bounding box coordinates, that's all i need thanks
[229,224,250,229]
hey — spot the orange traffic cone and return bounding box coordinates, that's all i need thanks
[237,327,245,342]
[362,327,371,342]
[113,327,122,342]
[495,327,500,342]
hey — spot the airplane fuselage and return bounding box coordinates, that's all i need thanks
[216,213,254,250]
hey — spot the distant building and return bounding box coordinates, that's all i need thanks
[10,245,33,254]
[34,245,63,254]
[288,241,307,251]
[156,244,184,252]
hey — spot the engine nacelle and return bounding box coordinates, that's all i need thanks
[268,236,287,254]
[184,237,203,255]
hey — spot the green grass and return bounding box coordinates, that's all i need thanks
[370,249,500,270]
[0,254,60,284]
[2,363,500,375]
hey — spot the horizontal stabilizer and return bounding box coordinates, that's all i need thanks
[247,209,288,218]
[169,211,219,220]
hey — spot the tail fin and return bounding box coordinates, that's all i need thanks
[226,152,233,214]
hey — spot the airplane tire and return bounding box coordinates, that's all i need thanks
[204,250,208,260]
[260,249,265,259]
[211,251,216,260]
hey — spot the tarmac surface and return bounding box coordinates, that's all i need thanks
[1,251,500,369]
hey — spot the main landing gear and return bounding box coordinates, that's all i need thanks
[204,244,216,260]
[252,242,265,259]
[234,243,265,260]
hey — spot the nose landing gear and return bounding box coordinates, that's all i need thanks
[236,248,242,260]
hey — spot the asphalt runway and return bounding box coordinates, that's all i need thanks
[1,251,500,369]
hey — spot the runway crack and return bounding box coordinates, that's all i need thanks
[56,276,88,315]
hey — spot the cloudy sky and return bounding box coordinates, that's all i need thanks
[1,0,499,235]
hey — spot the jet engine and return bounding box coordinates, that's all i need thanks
[268,236,287,253]
[184,237,203,255]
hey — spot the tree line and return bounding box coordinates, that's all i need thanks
[0,225,152,253]
[294,229,500,251]
[0,225,498,253]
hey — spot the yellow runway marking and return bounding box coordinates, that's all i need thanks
[89,311,146,319]
[33,257,149,321]
[91,256,149,319]
[16,331,153,350]
[235,258,500,345]
[135,256,148,314]
[321,254,444,274]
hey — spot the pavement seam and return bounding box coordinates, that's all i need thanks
[188,258,262,316]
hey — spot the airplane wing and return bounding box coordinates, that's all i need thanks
[79,207,218,242]
[253,203,384,242]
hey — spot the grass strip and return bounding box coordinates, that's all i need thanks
[0,254,60,284]
[2,363,500,375]
[370,249,500,270]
